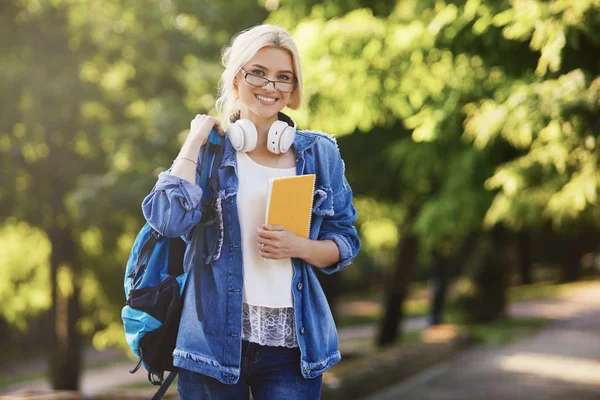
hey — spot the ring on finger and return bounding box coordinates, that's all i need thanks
[260,243,265,252]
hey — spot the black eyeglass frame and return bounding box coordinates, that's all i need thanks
[240,68,298,93]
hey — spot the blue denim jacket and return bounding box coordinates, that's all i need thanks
[141,130,360,384]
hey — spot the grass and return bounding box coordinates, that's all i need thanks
[464,317,549,345]
[507,280,597,302]
[335,314,380,328]
[0,372,46,390]
[336,279,600,329]
[339,330,421,354]
[335,279,598,349]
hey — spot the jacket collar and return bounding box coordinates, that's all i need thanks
[220,128,317,170]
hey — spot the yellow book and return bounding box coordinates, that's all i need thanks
[266,174,316,238]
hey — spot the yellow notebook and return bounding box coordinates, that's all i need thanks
[266,174,316,238]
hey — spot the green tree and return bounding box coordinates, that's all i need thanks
[0,0,267,389]
[270,0,600,344]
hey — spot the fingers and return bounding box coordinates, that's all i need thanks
[212,119,225,136]
[262,224,285,231]
[257,236,276,247]
[257,226,281,240]
[256,234,280,257]
[257,242,278,259]
[258,242,269,253]
[191,115,225,136]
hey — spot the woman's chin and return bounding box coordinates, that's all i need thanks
[253,107,283,120]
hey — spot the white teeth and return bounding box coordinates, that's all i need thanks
[256,95,277,103]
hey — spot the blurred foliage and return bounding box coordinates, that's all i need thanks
[0,221,51,331]
[1,0,600,356]
[0,0,268,352]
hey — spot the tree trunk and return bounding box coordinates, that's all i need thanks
[376,233,418,347]
[48,226,81,391]
[517,230,533,285]
[559,238,582,283]
[428,251,449,326]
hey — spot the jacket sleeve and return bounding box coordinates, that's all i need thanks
[141,155,204,239]
[317,155,360,275]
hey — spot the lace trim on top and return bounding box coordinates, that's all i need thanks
[242,303,298,348]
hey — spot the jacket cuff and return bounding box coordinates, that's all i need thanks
[155,171,203,211]
[318,233,354,275]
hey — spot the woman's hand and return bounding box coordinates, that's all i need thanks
[172,115,224,184]
[256,224,304,260]
[189,114,224,146]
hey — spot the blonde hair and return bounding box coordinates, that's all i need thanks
[216,24,303,125]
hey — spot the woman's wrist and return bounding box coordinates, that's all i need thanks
[171,136,204,184]
[294,236,310,259]
[295,238,340,268]
[178,135,204,159]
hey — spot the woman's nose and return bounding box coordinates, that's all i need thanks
[263,81,277,92]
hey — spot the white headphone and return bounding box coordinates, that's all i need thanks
[227,112,296,154]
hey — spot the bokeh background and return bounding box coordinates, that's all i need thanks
[2,0,600,398]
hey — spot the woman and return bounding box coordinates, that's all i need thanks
[142,24,360,399]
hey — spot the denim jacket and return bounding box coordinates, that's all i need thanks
[141,129,360,384]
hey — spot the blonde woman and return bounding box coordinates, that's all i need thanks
[142,24,360,399]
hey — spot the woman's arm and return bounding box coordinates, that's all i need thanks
[297,237,340,268]
[171,135,204,183]
[172,115,224,183]
[142,115,224,238]
[256,225,340,268]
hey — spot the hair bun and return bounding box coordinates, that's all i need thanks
[229,110,241,123]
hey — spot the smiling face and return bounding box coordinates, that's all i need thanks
[235,46,295,122]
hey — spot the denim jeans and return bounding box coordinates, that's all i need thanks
[177,340,323,399]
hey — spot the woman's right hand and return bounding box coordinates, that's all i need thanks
[189,114,225,146]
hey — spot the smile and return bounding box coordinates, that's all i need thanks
[255,94,278,104]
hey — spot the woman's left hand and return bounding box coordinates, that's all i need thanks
[256,225,304,260]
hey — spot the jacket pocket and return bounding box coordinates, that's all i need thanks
[312,186,334,217]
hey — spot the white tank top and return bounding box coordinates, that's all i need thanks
[236,151,299,348]
[236,151,296,307]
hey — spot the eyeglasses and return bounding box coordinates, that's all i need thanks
[241,69,297,93]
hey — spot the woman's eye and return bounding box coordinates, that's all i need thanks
[252,69,264,76]
[279,75,291,81]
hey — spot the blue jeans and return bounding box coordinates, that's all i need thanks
[177,340,323,399]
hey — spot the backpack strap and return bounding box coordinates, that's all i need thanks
[198,129,225,211]
[193,130,225,322]
[148,131,224,400]
[151,370,178,400]
[127,229,161,293]
[151,370,179,400]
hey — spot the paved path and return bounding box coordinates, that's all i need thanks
[365,284,600,400]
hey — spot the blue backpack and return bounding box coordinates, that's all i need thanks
[122,130,224,398]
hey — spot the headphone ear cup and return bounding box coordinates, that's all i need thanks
[278,125,296,154]
[227,119,257,152]
[227,123,245,151]
[267,120,296,154]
